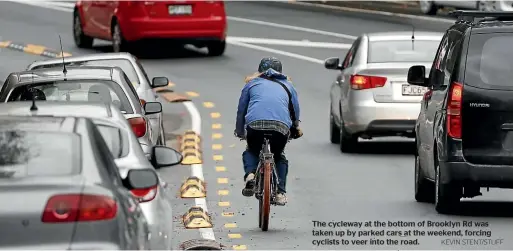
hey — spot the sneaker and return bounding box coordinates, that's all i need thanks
[242,173,256,197]
[275,193,287,206]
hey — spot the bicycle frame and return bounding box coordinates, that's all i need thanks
[254,137,280,205]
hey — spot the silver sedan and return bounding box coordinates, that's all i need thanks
[0,101,181,250]
[26,52,169,146]
[325,31,442,153]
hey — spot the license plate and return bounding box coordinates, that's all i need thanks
[168,5,192,15]
[402,84,428,96]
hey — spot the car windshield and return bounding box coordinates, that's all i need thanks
[0,130,80,178]
[79,59,140,87]
[7,80,134,113]
[465,34,513,89]
[95,123,129,158]
[368,40,440,63]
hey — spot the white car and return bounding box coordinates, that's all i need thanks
[419,0,513,15]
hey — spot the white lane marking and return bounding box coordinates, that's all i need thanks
[227,40,324,64]
[227,16,357,40]
[182,101,215,241]
[227,36,351,49]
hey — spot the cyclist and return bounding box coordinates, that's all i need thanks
[234,57,302,206]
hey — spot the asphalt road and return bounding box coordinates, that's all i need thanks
[1,1,513,250]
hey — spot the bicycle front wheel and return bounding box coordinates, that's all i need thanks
[259,160,271,231]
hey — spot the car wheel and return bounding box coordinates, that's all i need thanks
[419,0,438,15]
[339,120,358,153]
[207,40,226,56]
[112,21,129,53]
[73,11,93,48]
[330,114,340,144]
[414,155,434,203]
[434,164,461,214]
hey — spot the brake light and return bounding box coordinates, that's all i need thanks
[350,75,387,90]
[130,185,158,203]
[128,117,147,138]
[42,194,117,223]
[447,82,463,139]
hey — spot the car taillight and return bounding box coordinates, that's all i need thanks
[350,75,387,90]
[42,194,117,223]
[128,117,147,138]
[130,185,158,203]
[447,82,463,139]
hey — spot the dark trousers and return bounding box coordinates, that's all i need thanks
[242,127,289,193]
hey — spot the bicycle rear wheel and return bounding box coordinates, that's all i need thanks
[259,160,271,231]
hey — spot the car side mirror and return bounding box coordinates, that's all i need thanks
[144,102,162,115]
[151,146,183,168]
[324,57,342,70]
[407,65,429,87]
[124,169,158,189]
[151,77,169,88]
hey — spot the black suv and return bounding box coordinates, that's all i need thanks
[408,11,513,214]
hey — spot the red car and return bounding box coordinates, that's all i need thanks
[73,1,227,56]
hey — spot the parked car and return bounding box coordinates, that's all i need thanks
[0,66,162,156]
[0,111,157,249]
[27,53,169,146]
[0,101,181,249]
[72,1,227,56]
[419,0,513,15]
[409,10,513,214]
[325,31,442,153]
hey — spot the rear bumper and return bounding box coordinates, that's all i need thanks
[441,161,513,188]
[344,98,419,135]
[120,17,226,41]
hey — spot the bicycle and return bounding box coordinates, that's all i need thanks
[253,133,280,231]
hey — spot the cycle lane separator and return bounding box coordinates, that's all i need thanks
[205,104,249,250]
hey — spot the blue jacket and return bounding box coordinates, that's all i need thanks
[235,69,300,136]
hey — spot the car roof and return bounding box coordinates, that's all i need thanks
[366,31,444,42]
[0,101,115,118]
[28,53,135,68]
[0,113,77,133]
[14,66,118,84]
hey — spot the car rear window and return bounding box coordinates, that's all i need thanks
[368,40,439,63]
[465,33,513,90]
[96,124,129,158]
[7,80,134,114]
[0,130,80,178]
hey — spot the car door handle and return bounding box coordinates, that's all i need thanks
[501,123,513,131]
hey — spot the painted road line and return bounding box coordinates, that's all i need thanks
[182,102,216,240]
[203,102,215,108]
[233,245,248,250]
[224,223,237,228]
[212,133,223,139]
[213,155,224,161]
[218,190,230,196]
[228,234,242,239]
[227,40,324,65]
[216,166,227,172]
[186,91,200,97]
[212,123,222,129]
[0,41,72,58]
[210,112,221,119]
[222,212,235,217]
[227,36,351,49]
[219,201,231,207]
[212,144,223,150]
[217,178,228,184]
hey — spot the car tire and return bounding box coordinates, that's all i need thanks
[339,120,358,153]
[419,0,438,15]
[73,11,93,49]
[434,164,461,214]
[112,21,129,53]
[330,114,340,144]
[207,40,226,56]
[414,155,434,203]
